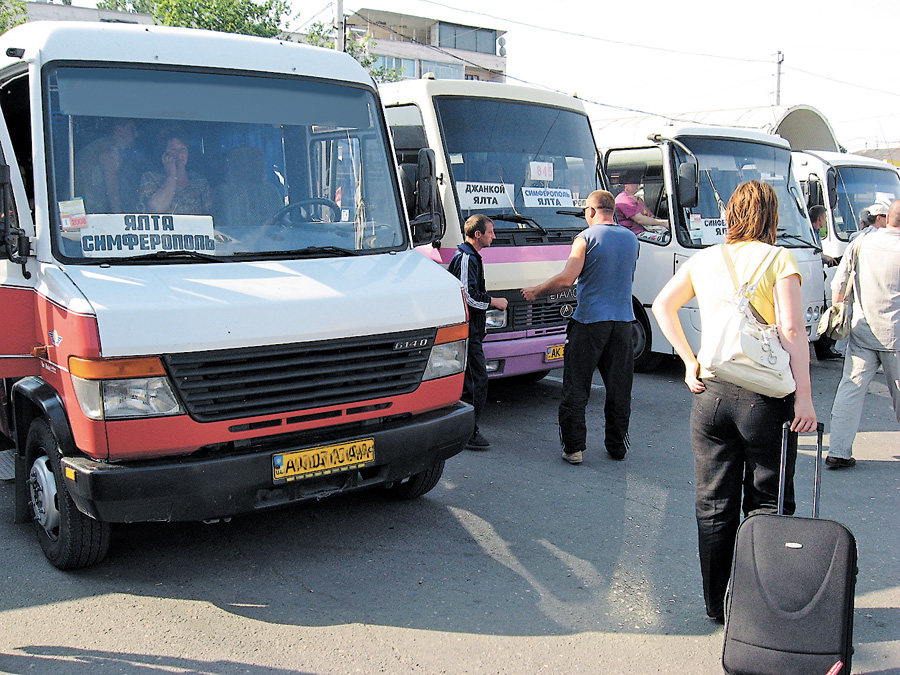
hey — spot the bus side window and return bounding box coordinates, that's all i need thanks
[0,76,34,218]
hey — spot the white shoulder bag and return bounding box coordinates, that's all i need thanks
[708,245,796,398]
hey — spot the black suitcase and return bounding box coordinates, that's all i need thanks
[722,422,858,675]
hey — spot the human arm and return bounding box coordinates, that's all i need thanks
[451,250,505,312]
[651,265,705,393]
[521,236,586,301]
[617,196,667,231]
[773,273,817,432]
[630,211,669,229]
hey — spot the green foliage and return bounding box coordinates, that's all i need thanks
[151,0,289,38]
[96,0,289,37]
[0,0,26,34]
[96,0,157,14]
[304,22,404,83]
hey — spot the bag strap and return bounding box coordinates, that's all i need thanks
[843,230,867,304]
[721,244,779,321]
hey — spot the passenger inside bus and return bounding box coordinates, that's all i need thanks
[614,170,668,236]
[74,118,143,214]
[137,127,212,215]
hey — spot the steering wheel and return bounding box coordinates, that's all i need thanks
[265,198,341,228]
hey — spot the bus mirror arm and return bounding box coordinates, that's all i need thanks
[0,164,31,279]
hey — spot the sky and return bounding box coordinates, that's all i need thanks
[285,0,900,153]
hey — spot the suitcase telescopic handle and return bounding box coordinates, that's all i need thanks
[779,421,826,517]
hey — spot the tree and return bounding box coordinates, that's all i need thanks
[153,0,289,37]
[304,22,404,83]
[95,0,157,14]
[0,0,26,34]
[96,0,290,38]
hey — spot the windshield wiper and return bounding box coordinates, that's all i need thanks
[113,250,224,263]
[777,230,821,251]
[704,170,728,219]
[230,246,363,259]
[490,213,547,234]
[557,209,585,219]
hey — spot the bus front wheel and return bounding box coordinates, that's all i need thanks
[632,309,663,373]
[26,418,111,570]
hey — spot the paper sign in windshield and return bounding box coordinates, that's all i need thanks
[78,213,216,257]
[699,217,727,244]
[457,182,515,210]
[59,199,88,230]
[527,161,554,182]
[522,187,574,208]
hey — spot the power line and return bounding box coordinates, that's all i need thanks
[351,9,672,118]
[783,66,900,98]
[415,0,772,64]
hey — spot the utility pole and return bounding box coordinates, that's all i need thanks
[334,0,344,52]
[775,51,783,105]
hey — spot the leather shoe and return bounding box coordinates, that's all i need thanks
[466,430,490,450]
[825,456,856,469]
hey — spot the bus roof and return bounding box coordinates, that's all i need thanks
[0,21,373,87]
[380,78,588,115]
[794,149,900,172]
[594,115,792,151]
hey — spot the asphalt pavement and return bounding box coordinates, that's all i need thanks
[0,350,898,674]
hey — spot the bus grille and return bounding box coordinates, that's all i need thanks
[164,330,435,423]
[509,300,576,331]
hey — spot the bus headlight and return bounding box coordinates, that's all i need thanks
[486,307,508,329]
[423,340,467,381]
[70,357,184,420]
[422,324,469,381]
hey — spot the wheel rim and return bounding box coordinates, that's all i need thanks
[29,455,61,540]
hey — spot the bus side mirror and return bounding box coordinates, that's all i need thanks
[805,178,824,208]
[677,158,698,208]
[825,169,838,209]
[410,148,445,246]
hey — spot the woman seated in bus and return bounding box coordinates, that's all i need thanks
[615,178,668,235]
[137,127,212,214]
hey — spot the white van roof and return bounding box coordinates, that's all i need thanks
[594,114,791,151]
[0,21,373,87]
[380,78,588,115]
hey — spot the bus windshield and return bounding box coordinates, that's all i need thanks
[831,165,900,241]
[46,66,406,263]
[676,138,814,249]
[433,97,600,235]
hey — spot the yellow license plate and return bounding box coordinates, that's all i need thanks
[273,438,375,482]
[546,344,565,361]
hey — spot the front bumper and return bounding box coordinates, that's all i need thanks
[61,402,473,523]
[483,332,567,378]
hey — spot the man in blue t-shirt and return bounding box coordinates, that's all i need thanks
[523,190,639,465]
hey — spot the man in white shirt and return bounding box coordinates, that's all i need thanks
[827,199,900,468]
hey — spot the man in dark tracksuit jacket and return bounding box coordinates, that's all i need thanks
[447,214,508,449]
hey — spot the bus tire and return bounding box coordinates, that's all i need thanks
[632,309,663,373]
[26,418,111,570]
[384,460,445,500]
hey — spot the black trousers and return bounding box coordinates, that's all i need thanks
[559,319,634,455]
[690,378,796,618]
[462,330,488,433]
